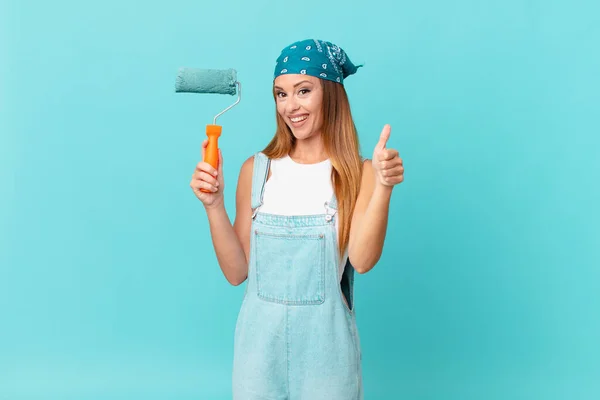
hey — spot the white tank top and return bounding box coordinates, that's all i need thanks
[259,155,349,281]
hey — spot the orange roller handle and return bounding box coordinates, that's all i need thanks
[200,124,222,193]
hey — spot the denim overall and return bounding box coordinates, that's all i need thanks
[232,152,363,400]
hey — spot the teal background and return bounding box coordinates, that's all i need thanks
[1,0,599,398]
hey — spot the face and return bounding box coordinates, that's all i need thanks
[273,74,323,140]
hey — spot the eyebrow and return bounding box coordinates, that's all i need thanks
[273,80,313,90]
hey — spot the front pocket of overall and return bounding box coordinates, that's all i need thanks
[254,230,325,305]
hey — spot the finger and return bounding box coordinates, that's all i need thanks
[201,139,208,159]
[216,149,225,184]
[196,161,218,177]
[191,179,218,193]
[380,149,399,161]
[375,124,391,151]
[382,174,404,185]
[382,156,403,169]
[193,170,219,187]
[381,165,404,178]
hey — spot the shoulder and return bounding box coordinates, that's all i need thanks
[241,151,270,175]
[237,154,256,189]
[361,157,372,170]
[235,155,257,218]
[240,154,255,174]
[360,158,374,187]
[240,151,270,172]
[237,151,268,190]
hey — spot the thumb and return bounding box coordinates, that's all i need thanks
[218,149,224,176]
[376,124,391,151]
[201,139,208,159]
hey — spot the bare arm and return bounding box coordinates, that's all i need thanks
[348,160,394,274]
[348,124,404,273]
[204,156,254,286]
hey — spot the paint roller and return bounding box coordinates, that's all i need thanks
[175,67,241,193]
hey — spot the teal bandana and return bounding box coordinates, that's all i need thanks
[274,39,362,85]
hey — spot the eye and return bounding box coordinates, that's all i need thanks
[299,88,311,95]
[276,91,286,98]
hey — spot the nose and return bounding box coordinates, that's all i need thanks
[286,95,300,114]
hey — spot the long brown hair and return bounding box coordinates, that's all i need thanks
[262,79,363,260]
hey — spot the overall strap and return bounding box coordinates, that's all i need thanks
[327,193,338,210]
[251,152,271,212]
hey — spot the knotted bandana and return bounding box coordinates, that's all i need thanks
[273,39,362,85]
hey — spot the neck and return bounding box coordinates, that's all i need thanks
[289,135,328,164]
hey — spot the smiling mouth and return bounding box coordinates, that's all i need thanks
[290,115,308,123]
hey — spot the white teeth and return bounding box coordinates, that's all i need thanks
[291,115,307,123]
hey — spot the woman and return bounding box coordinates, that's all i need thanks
[190,39,404,399]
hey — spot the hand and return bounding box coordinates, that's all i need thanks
[190,139,225,209]
[372,124,404,188]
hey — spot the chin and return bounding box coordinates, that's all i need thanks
[289,126,320,141]
[290,130,313,141]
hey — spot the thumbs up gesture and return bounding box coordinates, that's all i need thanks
[372,124,404,188]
